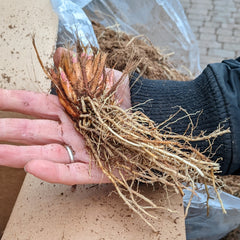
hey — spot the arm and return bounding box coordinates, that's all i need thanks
[130,58,240,175]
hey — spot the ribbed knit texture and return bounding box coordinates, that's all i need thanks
[130,59,240,175]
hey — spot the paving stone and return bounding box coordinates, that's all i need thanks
[228,18,236,24]
[211,15,232,23]
[213,0,235,7]
[179,0,191,3]
[232,12,240,19]
[187,8,209,15]
[200,33,216,41]
[235,17,240,24]
[204,21,221,27]
[194,32,200,39]
[188,19,204,27]
[191,6,213,12]
[208,48,235,58]
[198,40,222,49]
[189,25,200,34]
[200,56,223,68]
[218,35,238,43]
[199,47,208,56]
[214,6,237,12]
[191,1,213,7]
[180,0,239,68]
[199,26,216,34]
[233,29,240,37]
[188,14,210,21]
[217,28,234,35]
[235,51,240,57]
[221,23,240,30]
[223,43,240,51]
[191,0,212,3]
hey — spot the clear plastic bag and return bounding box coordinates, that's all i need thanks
[51,0,201,75]
[51,0,99,49]
[184,183,240,240]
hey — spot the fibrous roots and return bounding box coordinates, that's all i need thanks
[33,38,229,231]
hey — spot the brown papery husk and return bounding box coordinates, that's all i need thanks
[33,35,229,232]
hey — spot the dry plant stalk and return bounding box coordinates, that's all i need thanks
[33,38,230,231]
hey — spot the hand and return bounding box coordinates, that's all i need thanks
[53,47,132,110]
[0,49,131,185]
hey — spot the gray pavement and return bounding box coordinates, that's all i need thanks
[180,0,240,68]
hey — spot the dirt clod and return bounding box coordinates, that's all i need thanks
[1,73,11,83]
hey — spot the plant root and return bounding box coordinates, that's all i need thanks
[33,37,230,231]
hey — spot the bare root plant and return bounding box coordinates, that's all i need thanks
[33,38,230,232]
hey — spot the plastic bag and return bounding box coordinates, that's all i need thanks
[51,0,99,49]
[51,0,201,75]
[184,183,240,240]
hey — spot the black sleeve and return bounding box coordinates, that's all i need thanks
[130,58,240,175]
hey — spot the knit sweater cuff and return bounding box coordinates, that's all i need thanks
[129,64,234,175]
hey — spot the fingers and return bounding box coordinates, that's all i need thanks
[0,118,63,145]
[25,160,111,185]
[0,88,62,120]
[0,144,71,168]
